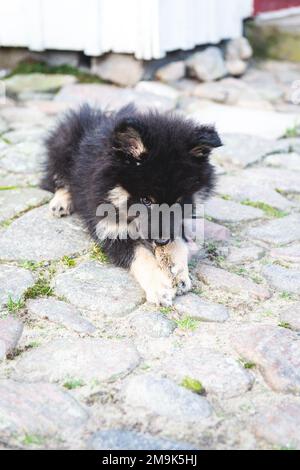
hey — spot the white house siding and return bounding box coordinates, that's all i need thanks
[0,0,254,59]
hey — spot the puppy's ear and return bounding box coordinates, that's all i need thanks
[190,125,222,158]
[113,121,146,161]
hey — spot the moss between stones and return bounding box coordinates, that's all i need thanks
[7,62,104,84]
[245,20,300,62]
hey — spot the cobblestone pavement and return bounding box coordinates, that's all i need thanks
[0,61,300,450]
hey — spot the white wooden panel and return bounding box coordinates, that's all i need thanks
[0,0,254,59]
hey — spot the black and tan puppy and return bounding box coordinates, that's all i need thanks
[42,104,221,306]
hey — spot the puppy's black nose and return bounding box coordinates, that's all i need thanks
[154,239,170,246]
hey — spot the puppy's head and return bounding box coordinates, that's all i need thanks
[110,107,222,244]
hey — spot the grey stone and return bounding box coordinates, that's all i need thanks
[197,264,270,300]
[135,80,179,101]
[0,206,91,262]
[253,401,300,449]
[26,298,96,334]
[54,261,144,317]
[13,338,140,383]
[36,51,81,68]
[91,53,144,87]
[217,175,292,211]
[174,293,229,322]
[204,220,231,242]
[190,104,297,140]
[130,308,176,337]
[192,79,240,104]
[0,318,23,358]
[264,152,300,171]
[4,73,77,96]
[163,346,253,398]
[226,59,247,77]
[213,133,284,168]
[260,59,300,85]
[0,117,7,134]
[205,197,264,223]
[0,342,5,362]
[281,138,300,154]
[18,91,56,102]
[0,380,89,443]
[280,303,300,331]
[226,37,253,61]
[90,429,197,451]
[243,69,284,102]
[262,265,300,294]
[0,188,51,223]
[155,61,185,83]
[124,374,212,422]
[23,100,70,116]
[186,47,227,82]
[0,170,40,188]
[270,244,300,263]
[0,265,34,307]
[1,127,46,144]
[0,106,47,128]
[227,246,265,264]
[0,142,46,173]
[242,168,300,194]
[184,218,231,244]
[246,215,300,245]
[231,325,300,394]
[55,83,175,112]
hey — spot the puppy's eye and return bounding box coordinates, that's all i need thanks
[141,197,152,207]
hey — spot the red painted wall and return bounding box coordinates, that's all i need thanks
[254,0,300,14]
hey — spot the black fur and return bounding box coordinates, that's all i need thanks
[42,104,221,268]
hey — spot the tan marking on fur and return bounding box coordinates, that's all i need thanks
[96,185,131,240]
[130,245,175,306]
[155,239,191,295]
[49,188,73,217]
[107,185,130,208]
[116,128,146,159]
[95,218,132,241]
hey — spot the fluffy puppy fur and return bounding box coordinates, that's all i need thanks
[41,104,221,306]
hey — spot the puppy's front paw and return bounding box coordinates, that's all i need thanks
[146,286,175,307]
[170,265,192,296]
[146,272,176,307]
[176,273,192,296]
[49,189,73,218]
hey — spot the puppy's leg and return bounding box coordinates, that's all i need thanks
[168,238,192,295]
[130,245,176,307]
[49,188,73,218]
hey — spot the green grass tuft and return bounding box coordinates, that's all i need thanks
[283,124,300,139]
[160,306,173,315]
[280,291,294,300]
[90,244,108,263]
[6,295,25,313]
[205,241,219,260]
[61,255,76,268]
[0,185,19,191]
[25,276,54,300]
[22,434,45,446]
[241,200,288,218]
[175,316,199,331]
[19,260,44,271]
[239,359,256,369]
[278,322,292,330]
[181,376,205,394]
[63,378,85,390]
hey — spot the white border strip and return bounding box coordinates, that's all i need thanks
[256,6,300,21]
